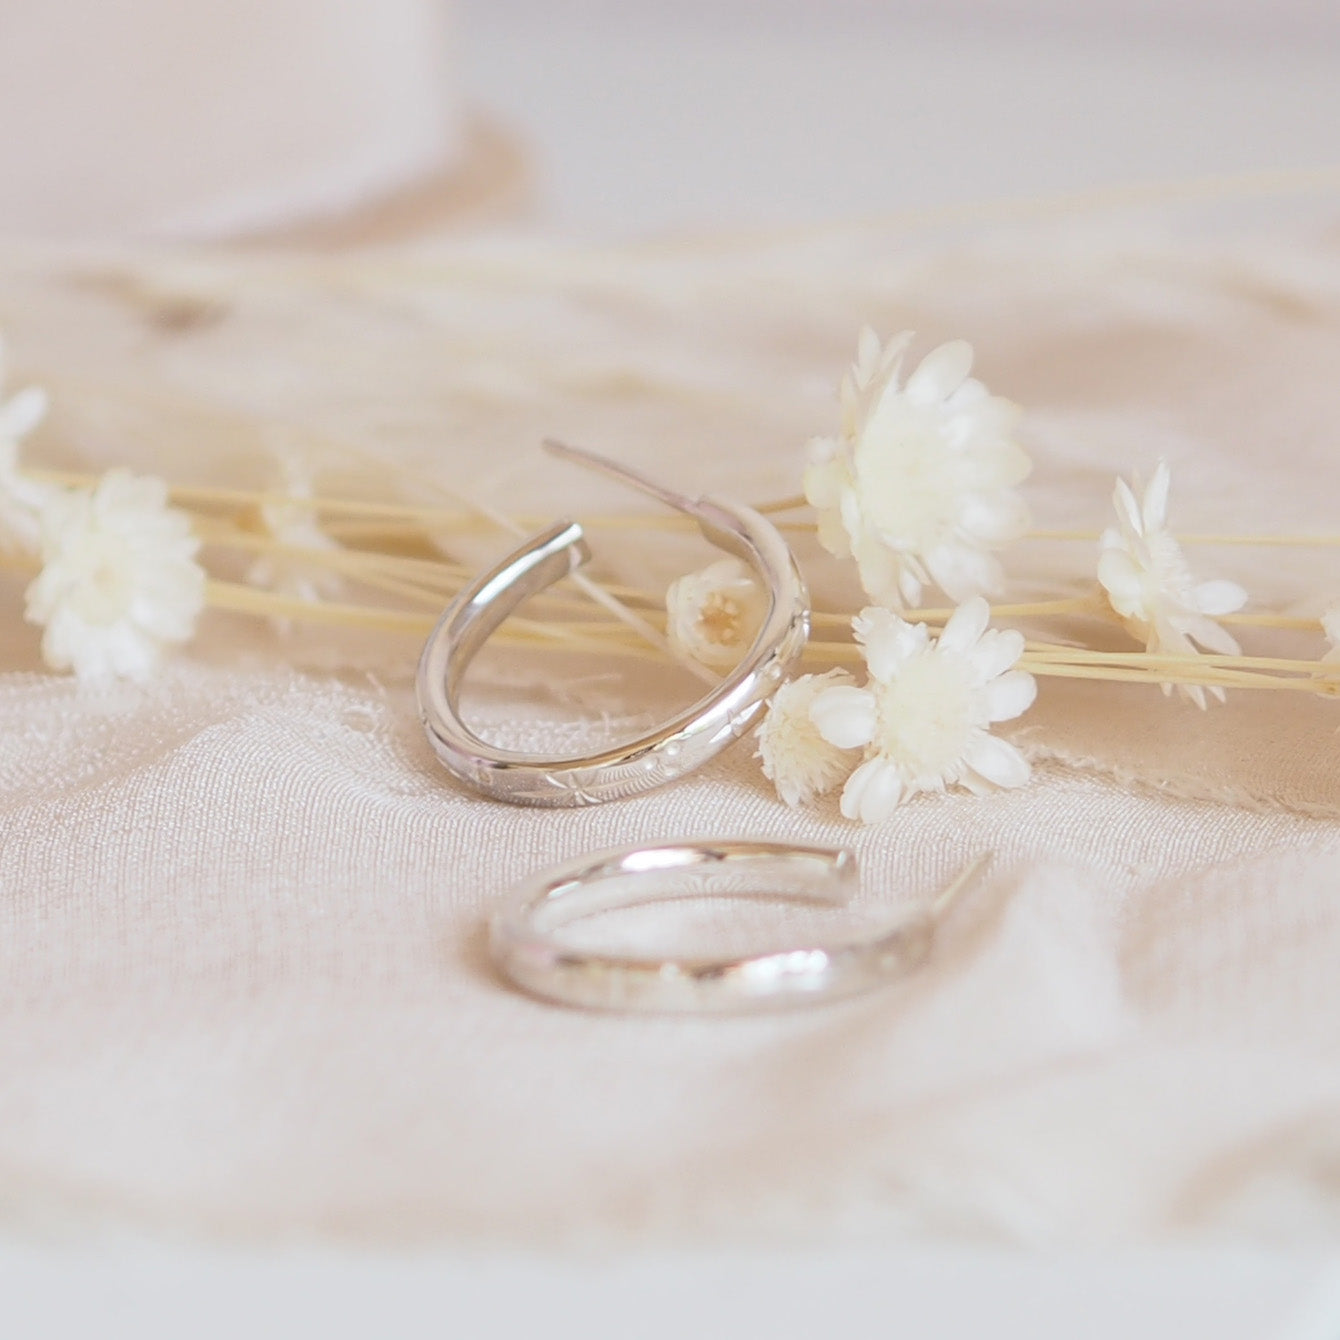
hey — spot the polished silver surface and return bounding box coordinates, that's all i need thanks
[490,842,989,1014]
[416,443,810,807]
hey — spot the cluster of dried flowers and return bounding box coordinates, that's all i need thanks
[0,344,205,681]
[0,339,353,682]
[666,330,1268,822]
[0,324,1331,826]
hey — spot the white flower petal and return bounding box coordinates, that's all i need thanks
[0,500,41,554]
[1113,477,1143,537]
[1142,461,1171,531]
[809,685,878,750]
[852,534,905,609]
[875,329,913,381]
[853,606,927,681]
[967,627,1025,681]
[958,491,1029,546]
[924,542,1003,602]
[959,769,997,798]
[983,669,1037,722]
[1151,617,1197,658]
[944,377,988,412]
[838,486,864,546]
[964,733,1031,789]
[1097,548,1143,604]
[904,340,974,405]
[815,506,853,559]
[806,433,839,465]
[103,619,158,682]
[844,330,913,436]
[855,326,882,383]
[1178,613,1241,657]
[0,387,47,442]
[840,757,905,824]
[1322,604,1340,652]
[802,448,845,508]
[936,595,991,655]
[965,435,1031,488]
[1194,579,1247,617]
[897,565,923,608]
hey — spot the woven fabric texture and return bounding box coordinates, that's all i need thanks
[1,214,1338,1241]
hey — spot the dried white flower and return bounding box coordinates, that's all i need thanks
[809,597,1036,824]
[1097,461,1246,707]
[756,669,859,806]
[246,453,342,621]
[666,557,768,670]
[1322,605,1340,663]
[804,328,1031,609]
[24,469,205,683]
[0,341,55,555]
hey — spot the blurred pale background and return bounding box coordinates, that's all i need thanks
[0,0,1336,238]
[466,0,1340,233]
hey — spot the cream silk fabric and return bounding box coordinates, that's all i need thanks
[0,214,1338,1242]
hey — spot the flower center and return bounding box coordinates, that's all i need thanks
[874,651,977,780]
[1141,531,1197,609]
[853,403,962,550]
[68,536,136,624]
[697,591,747,648]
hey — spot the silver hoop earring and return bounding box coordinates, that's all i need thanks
[490,842,989,1013]
[416,441,809,807]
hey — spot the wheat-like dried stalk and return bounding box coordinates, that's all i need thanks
[9,465,1334,699]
